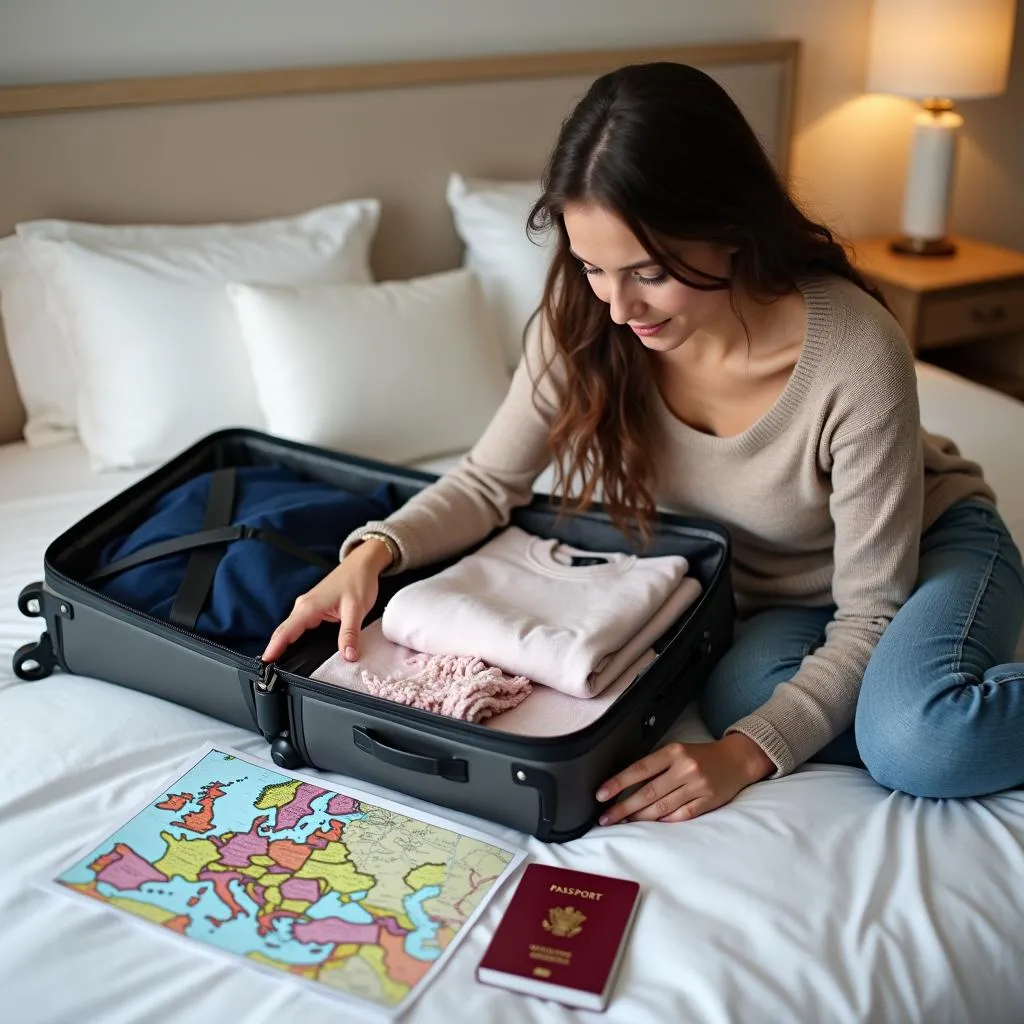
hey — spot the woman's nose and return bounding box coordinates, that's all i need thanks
[608,283,644,325]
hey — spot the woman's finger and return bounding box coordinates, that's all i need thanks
[595,743,683,802]
[622,789,702,823]
[338,594,363,660]
[598,767,680,826]
[262,592,328,662]
[655,797,715,823]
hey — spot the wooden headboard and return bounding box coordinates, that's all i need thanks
[0,40,799,446]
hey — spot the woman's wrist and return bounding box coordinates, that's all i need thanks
[720,732,775,783]
[351,534,396,574]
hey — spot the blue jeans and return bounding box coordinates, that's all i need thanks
[700,499,1024,798]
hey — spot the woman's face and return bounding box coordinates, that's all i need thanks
[562,200,735,354]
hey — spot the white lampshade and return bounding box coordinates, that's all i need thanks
[868,0,1016,99]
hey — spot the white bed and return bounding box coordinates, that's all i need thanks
[2,360,1024,1024]
[2,39,1024,1024]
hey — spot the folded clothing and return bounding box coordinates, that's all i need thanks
[310,620,531,723]
[381,525,695,697]
[311,620,648,733]
[485,647,657,737]
[586,575,702,694]
[93,465,397,654]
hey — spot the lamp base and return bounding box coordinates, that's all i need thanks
[889,235,957,257]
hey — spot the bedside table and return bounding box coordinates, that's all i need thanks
[852,236,1024,400]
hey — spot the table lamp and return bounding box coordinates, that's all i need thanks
[867,0,1016,256]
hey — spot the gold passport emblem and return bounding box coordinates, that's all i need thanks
[532,966,552,978]
[543,905,586,938]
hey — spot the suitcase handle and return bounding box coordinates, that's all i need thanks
[352,726,468,783]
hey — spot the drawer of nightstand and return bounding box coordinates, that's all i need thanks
[918,281,1024,349]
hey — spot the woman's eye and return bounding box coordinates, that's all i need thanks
[579,265,666,285]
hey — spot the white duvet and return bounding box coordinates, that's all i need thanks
[2,363,1024,1024]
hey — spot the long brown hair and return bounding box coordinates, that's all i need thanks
[527,61,885,541]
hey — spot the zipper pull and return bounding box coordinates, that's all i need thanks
[253,663,284,741]
[252,662,300,768]
[256,662,278,694]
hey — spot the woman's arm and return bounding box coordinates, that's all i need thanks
[595,324,926,820]
[263,317,561,664]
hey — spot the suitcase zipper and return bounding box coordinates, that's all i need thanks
[42,564,305,755]
[42,538,729,764]
[281,669,647,753]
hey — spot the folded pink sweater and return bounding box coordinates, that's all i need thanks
[381,526,694,697]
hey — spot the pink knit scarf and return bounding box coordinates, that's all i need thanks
[361,654,532,723]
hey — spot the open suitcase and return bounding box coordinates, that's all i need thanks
[14,429,734,842]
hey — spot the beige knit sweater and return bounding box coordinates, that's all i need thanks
[343,274,994,776]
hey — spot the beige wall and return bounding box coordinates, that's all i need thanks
[949,5,1024,253]
[0,0,1019,250]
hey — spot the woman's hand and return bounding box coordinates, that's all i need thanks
[261,538,392,663]
[595,733,774,825]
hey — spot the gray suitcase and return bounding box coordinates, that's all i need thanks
[15,429,733,842]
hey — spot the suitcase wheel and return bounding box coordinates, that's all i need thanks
[17,582,46,619]
[13,632,58,681]
[270,732,303,770]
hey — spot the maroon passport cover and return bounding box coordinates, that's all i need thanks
[476,863,641,1006]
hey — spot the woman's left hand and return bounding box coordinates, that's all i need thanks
[595,733,775,825]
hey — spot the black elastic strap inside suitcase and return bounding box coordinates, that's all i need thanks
[85,467,336,630]
[170,463,236,629]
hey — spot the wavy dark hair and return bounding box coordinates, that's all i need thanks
[526,61,885,541]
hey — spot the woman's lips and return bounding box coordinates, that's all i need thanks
[630,319,670,337]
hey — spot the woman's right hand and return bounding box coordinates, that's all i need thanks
[261,538,393,664]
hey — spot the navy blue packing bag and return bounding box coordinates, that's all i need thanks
[88,465,397,655]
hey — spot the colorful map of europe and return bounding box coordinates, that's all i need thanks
[56,749,518,1011]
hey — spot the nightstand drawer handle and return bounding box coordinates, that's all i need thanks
[970,305,1007,325]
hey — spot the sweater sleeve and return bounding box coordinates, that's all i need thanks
[341,317,561,573]
[725,348,925,777]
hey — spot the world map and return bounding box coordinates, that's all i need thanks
[55,748,521,1013]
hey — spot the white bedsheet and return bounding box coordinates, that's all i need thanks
[3,366,1024,1024]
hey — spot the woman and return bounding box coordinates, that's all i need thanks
[262,63,1024,824]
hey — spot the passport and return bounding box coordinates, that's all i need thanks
[476,863,641,1011]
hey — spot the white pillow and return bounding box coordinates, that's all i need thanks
[0,236,74,446]
[446,173,554,371]
[227,269,511,465]
[47,242,267,470]
[3,199,379,452]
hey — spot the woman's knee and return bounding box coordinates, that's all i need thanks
[854,661,968,797]
[855,679,1019,798]
[855,717,962,797]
